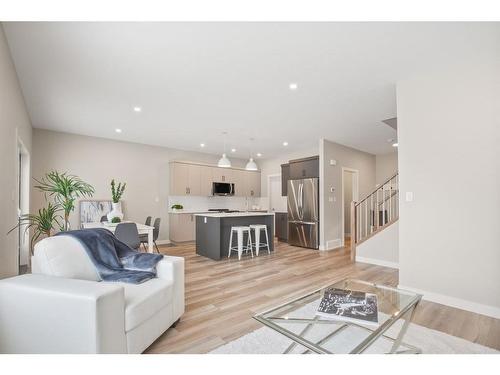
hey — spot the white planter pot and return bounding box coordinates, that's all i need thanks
[107,201,124,222]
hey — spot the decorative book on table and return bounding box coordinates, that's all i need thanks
[316,288,379,325]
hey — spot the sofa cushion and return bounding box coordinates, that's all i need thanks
[33,236,100,281]
[122,278,173,332]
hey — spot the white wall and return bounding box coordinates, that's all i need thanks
[356,221,399,269]
[397,60,500,318]
[31,129,249,242]
[320,139,376,250]
[0,25,32,278]
[375,151,398,185]
[343,170,353,235]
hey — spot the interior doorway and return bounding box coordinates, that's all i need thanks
[268,174,286,213]
[341,167,359,247]
[17,139,30,274]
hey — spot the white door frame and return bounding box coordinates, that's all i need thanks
[341,167,359,247]
[17,136,31,269]
[266,173,281,211]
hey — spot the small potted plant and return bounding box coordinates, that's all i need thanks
[107,179,126,221]
[171,204,184,212]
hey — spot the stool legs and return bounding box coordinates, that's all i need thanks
[264,227,270,254]
[228,229,233,258]
[237,229,244,260]
[255,228,261,256]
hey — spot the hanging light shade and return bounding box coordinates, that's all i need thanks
[245,157,258,171]
[218,153,232,168]
[218,132,231,167]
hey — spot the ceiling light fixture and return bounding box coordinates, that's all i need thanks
[115,128,122,133]
[289,83,298,91]
[256,153,262,157]
[245,138,259,171]
[283,141,289,146]
[392,142,399,147]
[200,143,205,148]
[231,148,236,153]
[133,106,142,112]
[217,132,232,168]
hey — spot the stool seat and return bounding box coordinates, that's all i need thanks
[228,226,253,260]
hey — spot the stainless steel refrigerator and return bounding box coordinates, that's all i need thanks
[287,178,319,249]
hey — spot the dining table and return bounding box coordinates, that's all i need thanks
[81,221,155,253]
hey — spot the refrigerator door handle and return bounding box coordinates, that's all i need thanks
[298,182,304,221]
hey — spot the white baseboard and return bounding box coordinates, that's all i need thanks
[398,284,500,320]
[156,239,171,245]
[319,239,342,251]
[356,256,399,269]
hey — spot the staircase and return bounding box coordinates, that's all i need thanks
[350,172,399,260]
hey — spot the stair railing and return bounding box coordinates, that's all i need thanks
[350,172,399,260]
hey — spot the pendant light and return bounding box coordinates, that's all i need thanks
[218,132,232,168]
[245,138,259,171]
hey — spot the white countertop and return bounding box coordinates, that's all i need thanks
[193,212,274,218]
[168,209,211,214]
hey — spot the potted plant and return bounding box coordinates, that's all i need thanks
[107,179,126,221]
[171,204,184,212]
[34,171,94,231]
[8,203,62,255]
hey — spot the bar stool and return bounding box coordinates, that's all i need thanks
[228,226,253,260]
[249,224,270,256]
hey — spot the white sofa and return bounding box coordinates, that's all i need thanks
[0,235,184,354]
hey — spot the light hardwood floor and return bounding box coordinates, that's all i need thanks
[145,239,500,353]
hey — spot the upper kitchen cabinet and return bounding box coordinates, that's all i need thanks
[245,171,261,197]
[212,167,233,183]
[169,162,201,196]
[231,169,247,197]
[169,161,261,197]
[289,156,319,179]
[281,163,290,196]
[200,166,214,196]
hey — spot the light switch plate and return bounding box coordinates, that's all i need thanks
[405,192,414,202]
[328,196,334,202]
[330,159,337,166]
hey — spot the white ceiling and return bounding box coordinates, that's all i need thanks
[4,22,499,159]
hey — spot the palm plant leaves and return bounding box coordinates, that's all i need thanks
[34,171,94,230]
[8,203,63,254]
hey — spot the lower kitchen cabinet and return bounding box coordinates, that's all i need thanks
[169,213,196,243]
[275,212,288,242]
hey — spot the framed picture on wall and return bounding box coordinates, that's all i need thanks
[79,200,113,227]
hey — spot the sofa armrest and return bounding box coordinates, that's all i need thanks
[156,256,185,319]
[0,274,127,353]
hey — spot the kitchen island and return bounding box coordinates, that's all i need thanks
[195,212,274,260]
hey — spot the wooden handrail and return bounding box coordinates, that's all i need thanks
[355,171,398,207]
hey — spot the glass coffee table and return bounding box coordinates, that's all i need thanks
[254,279,422,354]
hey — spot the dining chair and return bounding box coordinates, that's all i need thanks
[100,215,108,222]
[145,216,152,227]
[139,216,153,251]
[115,222,141,250]
[141,218,161,253]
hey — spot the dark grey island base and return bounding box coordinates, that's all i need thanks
[195,213,274,260]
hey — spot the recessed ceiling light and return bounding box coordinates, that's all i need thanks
[133,106,142,112]
[256,153,262,157]
[283,141,289,146]
[289,83,298,91]
[231,148,237,153]
[115,128,122,133]
[392,143,398,147]
[200,143,205,148]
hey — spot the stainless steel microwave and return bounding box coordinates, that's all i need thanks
[212,182,235,196]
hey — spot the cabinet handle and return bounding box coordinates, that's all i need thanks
[222,175,225,182]
[251,190,254,196]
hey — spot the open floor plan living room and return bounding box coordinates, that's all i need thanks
[0,5,499,366]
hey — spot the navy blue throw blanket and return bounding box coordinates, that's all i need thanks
[56,228,163,284]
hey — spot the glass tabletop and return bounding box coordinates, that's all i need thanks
[254,279,422,354]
